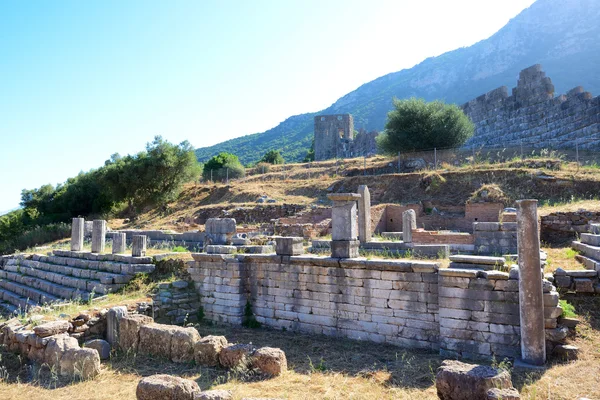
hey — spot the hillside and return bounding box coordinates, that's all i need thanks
[195,0,600,165]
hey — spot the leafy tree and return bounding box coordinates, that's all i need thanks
[303,138,315,162]
[259,149,284,165]
[202,152,245,181]
[377,98,474,154]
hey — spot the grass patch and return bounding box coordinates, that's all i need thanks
[559,299,577,318]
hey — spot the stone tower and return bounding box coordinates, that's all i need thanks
[314,114,354,161]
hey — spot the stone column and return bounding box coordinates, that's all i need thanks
[516,199,546,366]
[106,306,128,346]
[91,220,107,254]
[112,233,127,254]
[328,193,361,258]
[71,218,85,252]
[358,185,371,243]
[402,209,416,244]
[132,235,147,257]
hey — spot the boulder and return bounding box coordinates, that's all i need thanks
[44,334,80,367]
[119,314,154,352]
[195,336,228,366]
[84,339,111,360]
[545,326,569,342]
[487,388,521,399]
[194,390,233,400]
[33,320,70,338]
[436,360,514,400]
[59,347,101,379]
[553,344,579,361]
[251,347,287,376]
[139,323,177,359]
[136,374,200,400]
[219,343,254,369]
[171,327,201,363]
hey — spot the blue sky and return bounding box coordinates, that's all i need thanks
[0,0,536,212]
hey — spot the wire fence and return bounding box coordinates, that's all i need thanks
[200,139,600,184]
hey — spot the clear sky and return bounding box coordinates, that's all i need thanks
[0,0,536,213]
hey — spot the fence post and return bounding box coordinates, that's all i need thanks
[210,169,213,182]
[364,156,366,176]
[226,168,229,184]
[434,148,437,170]
[397,151,401,173]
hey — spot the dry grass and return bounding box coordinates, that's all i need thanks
[542,246,585,273]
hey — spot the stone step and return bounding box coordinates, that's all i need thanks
[572,241,600,261]
[448,255,505,265]
[2,263,122,295]
[0,270,99,301]
[17,258,131,284]
[0,300,20,316]
[580,233,600,247]
[32,254,155,275]
[0,280,42,312]
[448,262,504,271]
[589,223,600,234]
[0,274,64,304]
[574,254,600,272]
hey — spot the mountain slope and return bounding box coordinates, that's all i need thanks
[195,0,600,165]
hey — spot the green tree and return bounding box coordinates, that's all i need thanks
[303,138,315,162]
[259,149,284,165]
[377,98,474,154]
[202,152,245,182]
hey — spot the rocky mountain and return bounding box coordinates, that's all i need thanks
[195,0,600,164]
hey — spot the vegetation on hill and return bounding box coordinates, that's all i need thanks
[201,152,245,182]
[377,98,474,154]
[259,149,284,165]
[194,0,600,165]
[0,136,200,255]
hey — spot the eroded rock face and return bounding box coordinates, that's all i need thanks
[33,320,70,338]
[119,314,154,353]
[218,343,254,369]
[136,374,200,400]
[251,347,287,376]
[171,327,201,363]
[195,335,228,367]
[59,347,101,379]
[436,360,513,400]
[44,334,80,367]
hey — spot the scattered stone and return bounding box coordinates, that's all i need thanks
[553,344,579,360]
[487,387,521,399]
[44,334,80,366]
[558,317,579,329]
[139,323,177,358]
[171,327,201,363]
[219,343,254,368]
[195,335,228,366]
[84,339,111,360]
[194,390,233,400]
[545,326,569,342]
[59,347,101,379]
[436,360,514,400]
[251,347,287,376]
[136,374,200,400]
[33,320,70,338]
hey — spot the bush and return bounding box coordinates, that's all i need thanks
[377,98,474,154]
[0,222,71,255]
[259,149,284,165]
[202,152,246,181]
[256,162,271,174]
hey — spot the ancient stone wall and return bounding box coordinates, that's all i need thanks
[462,64,600,149]
[473,222,518,255]
[314,114,378,161]
[152,280,201,325]
[540,211,600,245]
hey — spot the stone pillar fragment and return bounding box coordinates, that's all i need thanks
[328,193,361,258]
[402,209,416,244]
[358,185,371,243]
[132,235,147,257]
[71,218,85,251]
[91,220,107,254]
[112,233,127,254]
[516,199,546,366]
[107,306,128,346]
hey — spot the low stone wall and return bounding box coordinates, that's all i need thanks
[438,268,560,360]
[473,222,518,255]
[540,211,600,245]
[152,280,201,325]
[107,230,205,249]
[411,230,474,245]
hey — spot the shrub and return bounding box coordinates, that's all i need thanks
[259,149,284,165]
[202,152,246,181]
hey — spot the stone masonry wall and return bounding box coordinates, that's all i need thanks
[540,211,600,245]
[473,222,518,255]
[462,64,600,149]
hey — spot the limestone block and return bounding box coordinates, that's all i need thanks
[331,240,359,258]
[84,339,111,360]
[132,235,147,257]
[33,320,70,338]
[574,278,594,293]
[330,201,359,240]
[112,232,127,254]
[171,327,201,363]
[59,347,101,379]
[275,237,304,256]
[251,347,287,376]
[136,374,200,400]
[194,335,228,366]
[107,306,128,346]
[357,185,371,243]
[552,344,579,360]
[139,323,178,359]
[91,220,107,254]
[44,334,80,367]
[402,209,416,243]
[218,343,254,368]
[71,218,85,252]
[487,388,521,400]
[194,390,233,400]
[436,360,513,400]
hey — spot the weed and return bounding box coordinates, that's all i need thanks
[307,356,327,373]
[559,299,577,318]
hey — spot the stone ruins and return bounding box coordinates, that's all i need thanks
[463,64,600,149]
[314,114,378,161]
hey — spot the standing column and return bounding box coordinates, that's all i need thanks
[402,209,416,244]
[91,220,107,254]
[358,185,372,244]
[516,199,546,366]
[112,232,127,254]
[328,193,361,258]
[132,235,147,257]
[71,218,85,251]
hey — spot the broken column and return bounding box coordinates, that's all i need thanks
[204,218,237,245]
[357,185,371,243]
[91,220,107,254]
[112,232,127,254]
[516,199,546,366]
[328,193,361,258]
[132,235,147,257]
[71,218,85,251]
[402,209,416,244]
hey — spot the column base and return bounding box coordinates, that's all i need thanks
[331,240,360,258]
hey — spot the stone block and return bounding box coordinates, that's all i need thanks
[84,339,111,360]
[486,388,521,400]
[59,347,101,379]
[112,232,127,254]
[91,220,107,254]
[171,327,201,363]
[331,240,359,258]
[44,334,80,367]
[132,235,147,257]
[218,343,254,368]
[194,390,233,400]
[136,374,200,400]
[206,245,237,254]
[357,185,371,243]
[251,347,287,376]
[574,278,595,293]
[275,237,304,256]
[139,323,177,359]
[33,320,70,338]
[71,218,85,252]
[194,335,228,366]
[435,360,513,400]
[107,306,128,346]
